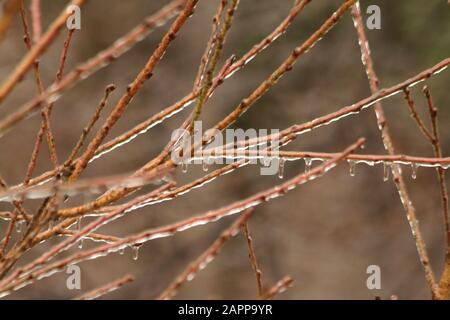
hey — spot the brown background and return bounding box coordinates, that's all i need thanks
[1,0,450,299]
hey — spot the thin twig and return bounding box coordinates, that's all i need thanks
[420,86,450,299]
[30,0,41,43]
[158,209,253,300]
[351,3,440,299]
[403,88,434,143]
[261,276,293,300]
[189,0,239,129]
[0,139,363,295]
[192,0,227,90]
[64,84,116,168]
[68,0,199,182]
[214,0,357,132]
[0,182,174,284]
[0,0,87,104]
[74,274,135,300]
[0,0,186,136]
[243,222,264,298]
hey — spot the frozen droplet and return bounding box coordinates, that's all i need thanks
[383,162,391,182]
[78,238,84,249]
[348,160,356,177]
[411,163,418,180]
[278,158,286,179]
[132,245,140,260]
[16,220,24,233]
[181,162,188,173]
[119,248,125,255]
[391,163,402,176]
[202,159,209,172]
[186,273,195,282]
[304,157,312,173]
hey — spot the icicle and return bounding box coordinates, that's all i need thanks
[348,160,356,177]
[202,158,209,172]
[132,245,140,261]
[181,161,188,173]
[383,162,390,182]
[186,273,195,281]
[77,218,82,231]
[278,158,286,179]
[391,163,402,176]
[16,220,24,233]
[411,163,418,180]
[119,248,125,255]
[78,238,84,249]
[304,157,312,173]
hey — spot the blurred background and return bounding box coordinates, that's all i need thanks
[0,0,450,299]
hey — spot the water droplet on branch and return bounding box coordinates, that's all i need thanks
[16,220,24,233]
[304,157,312,173]
[278,158,286,179]
[202,158,209,172]
[383,162,390,182]
[411,163,418,180]
[132,244,141,261]
[348,160,356,177]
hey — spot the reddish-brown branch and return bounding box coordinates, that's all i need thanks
[351,3,440,299]
[0,166,173,204]
[0,0,186,136]
[4,0,313,192]
[0,139,363,295]
[190,0,239,129]
[64,84,116,168]
[243,222,264,298]
[214,0,357,132]
[262,276,293,300]
[403,88,434,143]
[44,29,76,169]
[420,86,450,299]
[0,182,174,287]
[202,150,450,167]
[74,274,135,300]
[0,0,87,104]
[30,0,41,43]
[68,0,199,182]
[192,0,227,90]
[157,210,253,300]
